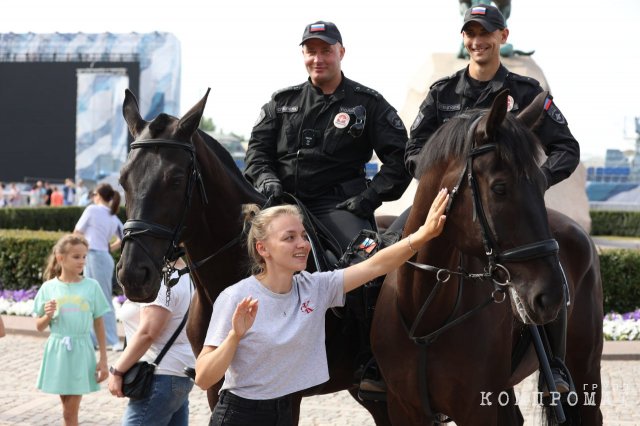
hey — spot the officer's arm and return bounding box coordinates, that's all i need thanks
[405,92,439,178]
[535,100,580,188]
[366,102,412,206]
[243,101,280,189]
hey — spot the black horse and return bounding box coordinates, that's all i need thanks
[116,89,391,424]
[372,90,603,425]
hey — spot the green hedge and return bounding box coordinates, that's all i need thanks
[591,210,640,236]
[599,249,640,314]
[0,206,127,232]
[1,228,639,313]
[0,229,64,289]
[0,229,121,291]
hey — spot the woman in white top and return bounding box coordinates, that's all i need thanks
[74,183,124,348]
[108,257,196,425]
[195,189,449,426]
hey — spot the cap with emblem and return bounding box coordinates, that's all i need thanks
[461,4,506,32]
[300,21,342,46]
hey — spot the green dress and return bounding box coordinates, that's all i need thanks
[33,277,111,395]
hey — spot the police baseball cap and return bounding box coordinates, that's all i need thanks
[461,4,506,32]
[300,21,342,45]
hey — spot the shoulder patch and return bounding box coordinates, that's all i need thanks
[543,96,567,125]
[354,85,381,99]
[429,73,456,90]
[506,73,540,88]
[410,111,424,131]
[386,110,405,130]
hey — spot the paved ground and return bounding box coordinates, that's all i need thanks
[1,316,639,425]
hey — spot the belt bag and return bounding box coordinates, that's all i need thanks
[122,307,190,399]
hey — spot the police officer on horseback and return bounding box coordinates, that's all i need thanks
[244,21,411,252]
[244,20,410,399]
[405,4,579,395]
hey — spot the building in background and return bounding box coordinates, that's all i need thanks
[0,32,180,185]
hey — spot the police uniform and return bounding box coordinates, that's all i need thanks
[405,64,580,187]
[244,74,410,249]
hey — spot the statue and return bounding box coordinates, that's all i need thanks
[457,0,534,58]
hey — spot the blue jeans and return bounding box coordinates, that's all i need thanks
[210,390,292,426]
[123,374,194,426]
[85,249,120,346]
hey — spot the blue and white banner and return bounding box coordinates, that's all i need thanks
[76,69,129,182]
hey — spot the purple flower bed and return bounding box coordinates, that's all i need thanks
[0,287,38,302]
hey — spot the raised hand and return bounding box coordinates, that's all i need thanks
[231,297,259,338]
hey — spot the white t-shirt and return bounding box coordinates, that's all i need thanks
[120,272,195,376]
[75,204,124,252]
[204,269,345,399]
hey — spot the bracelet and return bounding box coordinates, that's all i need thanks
[109,366,125,377]
[407,234,418,254]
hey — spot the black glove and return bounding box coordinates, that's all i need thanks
[259,178,283,199]
[336,194,376,219]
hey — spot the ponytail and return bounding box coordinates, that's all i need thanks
[95,183,121,215]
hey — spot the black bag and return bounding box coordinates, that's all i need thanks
[122,361,156,399]
[121,306,190,399]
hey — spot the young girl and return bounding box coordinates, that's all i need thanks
[195,189,449,425]
[34,234,112,426]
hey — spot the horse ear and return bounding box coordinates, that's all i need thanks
[122,89,147,138]
[476,89,509,143]
[178,88,211,139]
[517,90,548,131]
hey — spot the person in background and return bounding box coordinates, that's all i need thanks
[0,315,5,337]
[195,189,448,425]
[34,233,111,426]
[63,178,76,206]
[74,183,124,350]
[51,186,64,207]
[75,179,90,206]
[44,181,53,206]
[108,256,195,426]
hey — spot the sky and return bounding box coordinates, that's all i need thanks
[5,0,640,161]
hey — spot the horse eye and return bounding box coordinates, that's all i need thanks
[492,183,506,195]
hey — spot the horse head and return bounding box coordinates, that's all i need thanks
[416,89,564,325]
[116,89,210,302]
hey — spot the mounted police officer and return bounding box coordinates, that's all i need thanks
[244,21,410,252]
[244,20,409,400]
[405,4,579,395]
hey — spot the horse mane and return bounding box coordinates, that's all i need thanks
[416,109,543,179]
[195,129,264,200]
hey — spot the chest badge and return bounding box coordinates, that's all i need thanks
[333,112,350,129]
[507,95,514,112]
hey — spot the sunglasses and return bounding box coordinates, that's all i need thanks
[348,105,366,138]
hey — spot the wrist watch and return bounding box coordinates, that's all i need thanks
[109,366,124,377]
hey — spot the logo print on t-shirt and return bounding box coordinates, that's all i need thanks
[300,300,314,314]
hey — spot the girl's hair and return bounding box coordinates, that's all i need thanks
[95,183,121,215]
[43,234,89,281]
[242,203,304,275]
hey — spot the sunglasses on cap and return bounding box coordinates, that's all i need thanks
[348,105,366,138]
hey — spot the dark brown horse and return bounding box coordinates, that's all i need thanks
[372,90,603,425]
[116,89,390,424]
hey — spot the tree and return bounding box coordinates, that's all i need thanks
[199,116,216,132]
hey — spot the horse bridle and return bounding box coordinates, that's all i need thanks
[404,117,563,425]
[121,138,208,292]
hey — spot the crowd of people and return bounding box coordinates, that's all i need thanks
[0,178,90,208]
[12,5,582,425]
